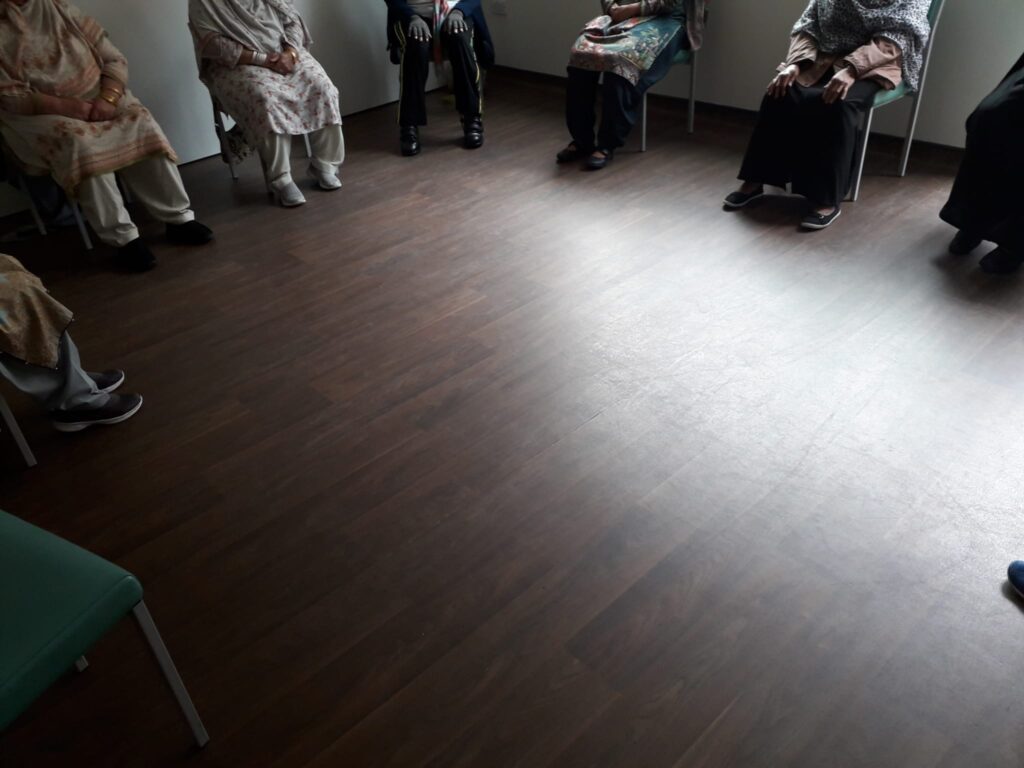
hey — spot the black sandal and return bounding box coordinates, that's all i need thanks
[800,207,842,230]
[723,186,765,209]
[585,148,614,171]
[979,247,1024,275]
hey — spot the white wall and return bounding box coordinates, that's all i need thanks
[74,0,408,163]
[486,0,1024,149]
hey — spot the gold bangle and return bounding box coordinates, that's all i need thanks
[287,49,298,63]
[99,92,120,107]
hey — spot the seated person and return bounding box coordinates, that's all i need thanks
[0,0,213,272]
[724,0,931,230]
[385,0,495,157]
[940,52,1024,275]
[0,254,141,432]
[190,0,345,209]
[558,0,707,171]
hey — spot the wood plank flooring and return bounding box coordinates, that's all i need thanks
[2,68,1023,767]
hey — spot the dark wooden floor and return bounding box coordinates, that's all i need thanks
[2,69,1023,768]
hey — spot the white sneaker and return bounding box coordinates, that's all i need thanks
[272,179,306,208]
[308,165,342,191]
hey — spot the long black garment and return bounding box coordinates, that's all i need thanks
[395,16,482,127]
[940,53,1024,254]
[738,74,881,207]
[565,26,688,153]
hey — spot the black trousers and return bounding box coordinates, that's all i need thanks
[396,16,482,127]
[565,28,687,152]
[940,56,1024,254]
[738,74,881,207]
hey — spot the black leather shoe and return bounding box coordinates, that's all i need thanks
[115,238,156,272]
[584,148,613,171]
[949,230,983,256]
[401,126,420,156]
[463,116,484,149]
[723,186,765,209]
[979,247,1024,275]
[166,220,214,246]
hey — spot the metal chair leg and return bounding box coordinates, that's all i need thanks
[132,601,209,748]
[898,94,922,178]
[303,134,313,160]
[641,93,648,153]
[0,394,37,468]
[687,53,697,135]
[13,174,47,235]
[74,656,89,672]
[71,203,93,251]
[849,108,873,203]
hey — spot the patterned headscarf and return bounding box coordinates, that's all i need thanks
[792,0,933,90]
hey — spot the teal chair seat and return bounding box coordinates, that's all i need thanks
[870,81,910,110]
[0,510,208,747]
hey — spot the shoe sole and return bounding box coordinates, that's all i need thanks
[800,210,842,230]
[307,167,342,191]
[277,197,306,208]
[722,192,765,210]
[97,373,125,395]
[53,397,143,433]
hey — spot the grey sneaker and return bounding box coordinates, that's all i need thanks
[90,369,125,394]
[272,179,306,208]
[52,393,143,433]
[308,165,342,191]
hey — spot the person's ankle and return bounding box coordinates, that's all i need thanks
[740,182,763,194]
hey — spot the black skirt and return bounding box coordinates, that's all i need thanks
[939,53,1024,254]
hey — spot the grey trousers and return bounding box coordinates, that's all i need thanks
[0,332,108,412]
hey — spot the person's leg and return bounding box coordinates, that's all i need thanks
[258,133,294,187]
[442,17,482,120]
[0,332,106,413]
[398,19,431,128]
[77,171,139,247]
[257,133,305,205]
[118,156,195,226]
[736,87,804,193]
[307,125,345,190]
[595,28,685,155]
[565,66,601,153]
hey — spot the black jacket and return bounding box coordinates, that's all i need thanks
[385,0,495,67]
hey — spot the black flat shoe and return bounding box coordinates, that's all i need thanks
[91,369,126,394]
[949,230,984,256]
[585,148,613,171]
[800,208,842,230]
[462,116,484,150]
[166,220,214,246]
[556,143,592,164]
[52,393,143,432]
[723,186,765,209]
[115,238,156,272]
[401,126,420,157]
[979,247,1024,275]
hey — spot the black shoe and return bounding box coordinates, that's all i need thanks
[949,230,983,256]
[90,369,126,394]
[979,247,1024,275]
[800,207,842,230]
[585,148,613,171]
[723,186,765,209]
[401,126,420,157]
[52,393,143,433]
[115,238,156,272]
[556,143,592,164]
[463,116,484,150]
[166,220,214,246]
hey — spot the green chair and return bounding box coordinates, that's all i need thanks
[849,0,946,201]
[0,393,36,468]
[640,48,698,152]
[0,510,208,747]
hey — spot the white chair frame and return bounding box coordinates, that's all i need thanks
[640,52,698,152]
[848,0,946,201]
[0,392,37,468]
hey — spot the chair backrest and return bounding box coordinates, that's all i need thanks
[928,0,945,27]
